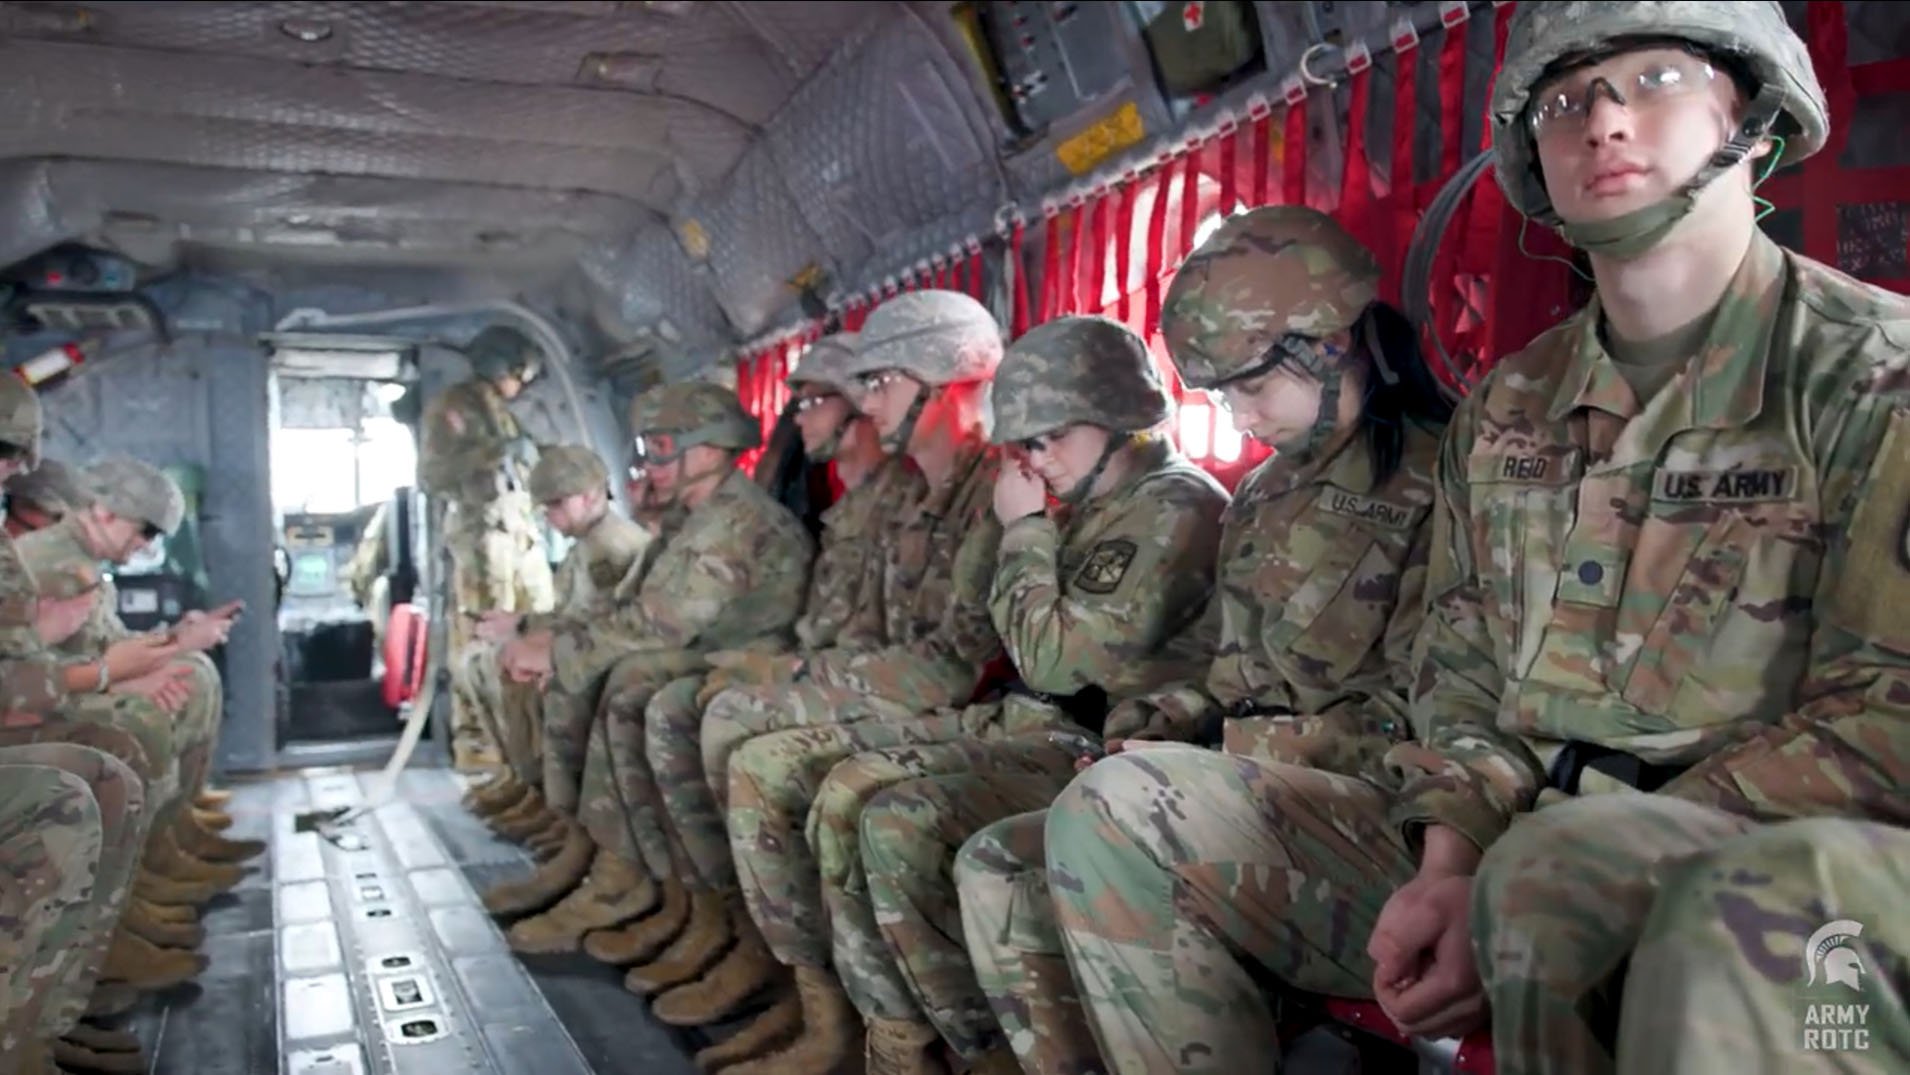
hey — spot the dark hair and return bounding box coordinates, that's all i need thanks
[1350,301,1455,487]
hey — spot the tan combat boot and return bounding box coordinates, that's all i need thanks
[471,777,531,819]
[583,874,690,966]
[492,795,557,841]
[102,929,207,991]
[525,814,571,858]
[653,896,781,1026]
[723,965,866,1075]
[135,898,198,925]
[622,886,733,997]
[62,1022,142,1055]
[692,982,802,1072]
[143,828,247,891]
[864,1016,947,1075]
[134,867,221,908]
[174,812,265,863]
[480,822,593,917]
[192,805,234,832]
[123,898,206,949]
[506,853,658,955]
[84,983,141,1019]
[54,1037,145,1073]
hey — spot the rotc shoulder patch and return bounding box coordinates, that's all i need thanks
[1074,539,1138,595]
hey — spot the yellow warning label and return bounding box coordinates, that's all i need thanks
[1056,102,1148,176]
[676,218,711,261]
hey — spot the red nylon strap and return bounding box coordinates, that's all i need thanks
[1340,64,1373,212]
[1010,220,1031,337]
[1854,57,1910,95]
[1087,193,1111,314]
[1437,18,1466,184]
[1144,165,1174,331]
[1391,45,1418,201]
[966,246,986,303]
[1282,96,1307,206]
[1219,123,1239,213]
[1251,113,1272,206]
[1069,203,1084,315]
[1040,211,1063,321]
[1178,149,1202,259]
[1114,179,1138,322]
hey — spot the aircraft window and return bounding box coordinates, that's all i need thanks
[272,417,417,516]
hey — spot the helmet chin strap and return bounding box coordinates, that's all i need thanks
[1056,433,1129,506]
[1557,86,1783,260]
[881,390,930,455]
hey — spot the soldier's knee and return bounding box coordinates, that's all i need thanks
[729,736,794,796]
[858,787,931,870]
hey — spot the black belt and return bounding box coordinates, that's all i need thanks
[1545,740,1689,795]
[1194,698,1296,747]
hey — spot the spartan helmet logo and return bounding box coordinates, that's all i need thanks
[1804,919,1867,992]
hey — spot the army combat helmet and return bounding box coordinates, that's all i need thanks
[1162,205,1383,463]
[991,316,1171,503]
[0,373,43,470]
[784,332,861,460]
[1491,1,1828,259]
[84,457,186,537]
[7,458,90,519]
[528,444,610,504]
[843,290,1002,451]
[627,379,759,499]
[467,324,544,386]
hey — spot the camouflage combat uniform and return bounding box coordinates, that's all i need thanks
[0,743,145,1065]
[1041,207,1445,1074]
[789,318,1228,1070]
[491,380,813,953]
[456,444,652,790]
[418,326,557,765]
[691,291,1008,1074]
[1440,6,1910,1074]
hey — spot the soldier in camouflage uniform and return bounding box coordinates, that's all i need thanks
[770,315,1225,1075]
[480,380,813,958]
[418,324,557,769]
[1037,205,1455,1073]
[1421,6,1907,1073]
[660,291,1005,1075]
[535,337,898,977]
[4,457,88,537]
[457,443,655,828]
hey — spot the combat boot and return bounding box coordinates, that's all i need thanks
[192,805,234,832]
[84,983,141,1019]
[492,795,556,841]
[102,929,207,991]
[724,965,865,1075]
[133,867,221,908]
[143,829,246,891]
[53,1038,144,1074]
[135,898,197,925]
[583,874,690,966]
[174,813,265,863]
[525,815,570,858]
[693,982,802,1072]
[480,822,592,917]
[471,777,531,819]
[62,1023,141,1056]
[124,898,206,949]
[653,895,779,1026]
[864,1016,947,1075]
[622,886,732,997]
[506,853,657,955]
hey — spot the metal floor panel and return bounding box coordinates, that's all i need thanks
[112,766,707,1075]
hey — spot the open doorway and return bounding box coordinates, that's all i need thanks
[267,345,428,761]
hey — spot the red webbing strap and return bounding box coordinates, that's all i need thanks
[1338,60,1384,288]
[1143,164,1174,332]
[1219,122,1239,213]
[1454,2,1514,381]
[1282,97,1307,206]
[967,244,986,304]
[1069,201,1089,314]
[1040,210,1063,322]
[1010,220,1031,337]
[1087,192,1111,315]
[1437,16,1467,185]
[1251,112,1272,206]
[1802,1,1850,268]
[1391,41,1419,203]
[1113,178,1138,322]
[1178,148,1202,260]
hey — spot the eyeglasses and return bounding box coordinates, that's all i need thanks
[1015,428,1070,455]
[1528,50,1719,141]
[857,370,910,396]
[630,434,683,466]
[793,393,842,414]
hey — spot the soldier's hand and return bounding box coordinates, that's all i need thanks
[104,635,183,684]
[704,650,801,689]
[500,633,554,686]
[113,662,195,713]
[34,590,96,647]
[993,461,1048,526]
[1369,873,1486,1040]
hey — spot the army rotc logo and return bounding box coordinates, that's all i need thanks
[1075,539,1137,594]
[1798,918,1873,1054]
